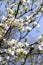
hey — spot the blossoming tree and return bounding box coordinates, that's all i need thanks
[0,0,43,65]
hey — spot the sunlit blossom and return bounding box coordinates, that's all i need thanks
[25,26,32,31]
[8,39,16,45]
[33,21,37,26]
[0,57,2,61]
[38,45,42,50]
[16,49,21,53]
[11,51,14,55]
[7,56,10,60]
[37,24,40,28]
[25,42,29,47]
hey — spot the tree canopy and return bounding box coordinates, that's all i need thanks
[0,0,43,65]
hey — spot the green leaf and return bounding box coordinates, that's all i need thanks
[13,10,17,17]
[0,50,2,54]
[25,38,28,42]
[30,46,34,52]
[3,61,7,65]
[23,5,27,12]
[39,8,43,13]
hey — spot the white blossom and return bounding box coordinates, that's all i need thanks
[33,21,37,26]
[37,24,40,28]
[25,26,32,31]
[39,35,42,39]
[0,57,2,61]
[38,45,42,50]
[41,42,43,46]
[18,42,22,46]
[41,8,43,11]
[16,49,21,53]
[8,39,16,45]
[7,56,10,60]
[11,51,14,55]
[8,48,11,52]
[23,0,26,2]
[25,42,29,47]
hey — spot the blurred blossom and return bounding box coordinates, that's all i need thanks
[11,51,14,55]
[25,26,32,31]
[36,24,40,28]
[41,8,43,11]
[33,21,37,26]
[41,42,43,46]
[16,49,20,53]
[18,42,22,46]
[39,35,42,39]
[25,42,29,47]
[0,57,2,61]
[23,0,26,2]
[38,45,42,50]
[8,48,11,52]
[0,35,2,38]
[7,56,10,60]
[8,39,16,45]
[2,15,7,21]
